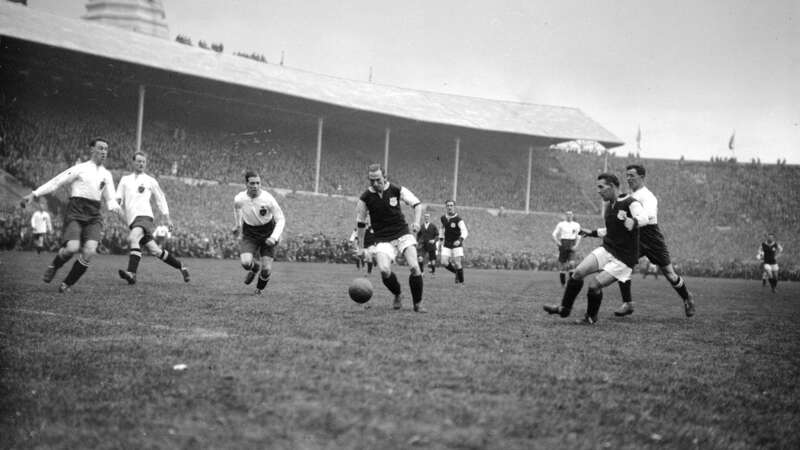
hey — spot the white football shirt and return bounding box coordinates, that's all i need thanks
[234,189,286,241]
[116,172,169,225]
[630,186,657,225]
[31,210,52,234]
[553,220,581,240]
[33,160,119,210]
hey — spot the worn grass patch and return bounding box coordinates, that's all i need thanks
[1,252,798,449]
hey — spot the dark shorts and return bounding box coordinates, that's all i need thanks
[639,225,671,267]
[421,242,437,256]
[558,239,576,263]
[62,220,103,244]
[130,216,155,243]
[240,221,277,258]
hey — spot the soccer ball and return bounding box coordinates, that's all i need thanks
[348,278,373,304]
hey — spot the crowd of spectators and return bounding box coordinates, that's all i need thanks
[2,76,798,281]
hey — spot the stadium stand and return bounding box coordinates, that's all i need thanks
[1,7,797,281]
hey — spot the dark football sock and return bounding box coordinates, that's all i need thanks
[559,272,566,285]
[63,256,89,286]
[409,274,423,304]
[587,288,603,319]
[429,263,435,274]
[159,250,183,270]
[256,269,271,290]
[670,276,690,300]
[444,263,456,273]
[51,249,72,270]
[618,280,632,303]
[560,277,584,316]
[457,268,464,283]
[769,278,777,289]
[366,262,373,274]
[127,249,142,273]
[382,272,401,295]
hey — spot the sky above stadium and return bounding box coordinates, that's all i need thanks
[29,0,800,164]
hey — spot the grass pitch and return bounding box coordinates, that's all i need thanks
[1,252,798,449]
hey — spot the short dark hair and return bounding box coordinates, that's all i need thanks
[133,151,147,160]
[89,138,108,148]
[445,199,455,206]
[368,163,383,175]
[597,173,620,187]
[626,164,646,177]
[244,170,259,182]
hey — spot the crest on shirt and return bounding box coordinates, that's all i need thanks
[259,206,268,216]
[450,223,456,228]
[389,197,398,207]
[99,181,106,190]
[138,185,145,193]
[617,210,627,221]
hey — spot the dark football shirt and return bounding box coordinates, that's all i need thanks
[441,214,465,248]
[359,183,415,242]
[761,241,780,264]
[602,195,640,268]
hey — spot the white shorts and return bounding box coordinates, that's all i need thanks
[591,247,633,282]
[764,263,779,273]
[373,234,417,262]
[440,246,464,259]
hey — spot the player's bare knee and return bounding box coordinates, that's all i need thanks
[64,240,81,254]
[144,241,161,256]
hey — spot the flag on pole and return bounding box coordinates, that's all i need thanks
[636,126,642,150]
[728,130,736,151]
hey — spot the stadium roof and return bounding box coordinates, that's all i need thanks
[0,2,624,148]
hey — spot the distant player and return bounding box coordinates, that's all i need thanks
[552,210,582,286]
[543,173,648,324]
[614,164,695,318]
[439,200,469,284]
[30,200,53,254]
[116,151,190,285]
[233,170,286,295]
[20,138,121,293]
[641,258,659,279]
[153,223,171,248]
[757,233,783,293]
[362,224,377,275]
[417,212,439,275]
[348,228,364,270]
[354,164,425,312]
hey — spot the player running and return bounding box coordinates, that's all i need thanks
[543,173,648,324]
[552,210,582,287]
[233,170,286,295]
[439,200,469,284]
[353,164,426,312]
[614,164,695,317]
[116,151,190,285]
[757,233,783,293]
[20,138,121,293]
